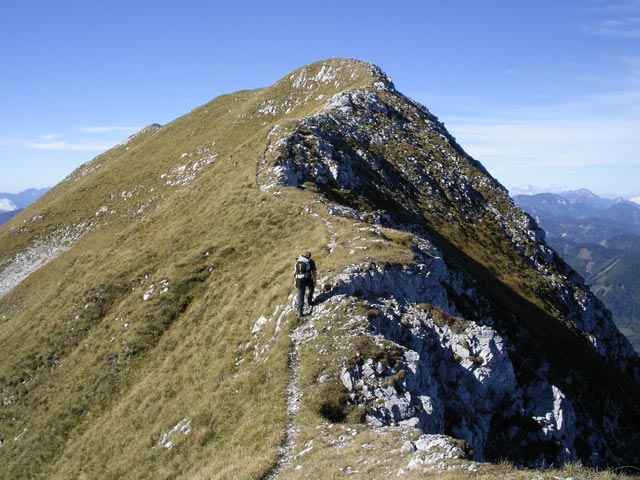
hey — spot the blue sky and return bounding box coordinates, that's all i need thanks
[1,0,639,199]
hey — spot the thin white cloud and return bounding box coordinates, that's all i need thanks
[19,140,114,151]
[508,184,571,196]
[7,125,142,152]
[590,0,640,13]
[448,117,640,169]
[581,0,640,37]
[39,134,60,141]
[585,17,640,38]
[440,68,640,172]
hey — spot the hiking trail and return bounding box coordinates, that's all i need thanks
[263,210,333,479]
[263,314,317,479]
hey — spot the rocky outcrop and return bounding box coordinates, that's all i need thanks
[256,59,640,468]
[314,248,578,466]
[258,60,638,381]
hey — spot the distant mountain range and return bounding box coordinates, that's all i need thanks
[514,189,640,352]
[0,209,23,224]
[0,188,49,225]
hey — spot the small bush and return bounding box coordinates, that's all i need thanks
[313,378,350,423]
[430,306,468,334]
[468,355,484,365]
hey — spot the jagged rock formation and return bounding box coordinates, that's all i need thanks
[1,58,639,479]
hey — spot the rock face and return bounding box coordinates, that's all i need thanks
[323,258,576,465]
[260,63,637,377]
[258,59,640,467]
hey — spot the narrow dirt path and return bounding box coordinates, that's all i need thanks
[263,209,333,479]
[263,317,316,479]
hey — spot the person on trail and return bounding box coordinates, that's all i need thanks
[293,251,317,317]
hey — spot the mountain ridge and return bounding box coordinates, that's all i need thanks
[0,188,49,226]
[0,188,50,210]
[1,58,639,479]
[514,189,640,231]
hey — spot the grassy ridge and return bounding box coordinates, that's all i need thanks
[0,87,301,479]
[0,59,418,479]
[1,58,637,479]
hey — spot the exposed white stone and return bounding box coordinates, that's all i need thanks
[526,382,577,463]
[0,224,88,297]
[252,315,268,333]
[408,434,468,470]
[401,440,416,453]
[161,143,217,187]
[154,417,191,450]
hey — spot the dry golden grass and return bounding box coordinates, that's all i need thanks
[0,61,390,478]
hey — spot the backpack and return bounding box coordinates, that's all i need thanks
[295,257,311,280]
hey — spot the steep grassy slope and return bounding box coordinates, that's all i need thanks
[1,59,638,479]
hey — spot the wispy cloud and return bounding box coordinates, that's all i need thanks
[585,16,640,38]
[448,116,639,168]
[0,198,18,212]
[582,0,640,37]
[438,78,640,192]
[18,140,114,151]
[38,134,60,141]
[507,184,573,196]
[4,125,142,152]
[590,0,640,13]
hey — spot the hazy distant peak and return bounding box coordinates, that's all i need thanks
[564,187,596,196]
[561,188,599,203]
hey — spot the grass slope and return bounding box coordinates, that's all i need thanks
[0,59,416,479]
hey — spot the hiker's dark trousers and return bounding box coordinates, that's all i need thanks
[296,279,314,314]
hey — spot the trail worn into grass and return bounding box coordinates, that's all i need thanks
[263,314,317,479]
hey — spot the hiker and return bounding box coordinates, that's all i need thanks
[293,251,317,317]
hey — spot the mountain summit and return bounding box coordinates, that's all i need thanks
[1,58,639,478]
